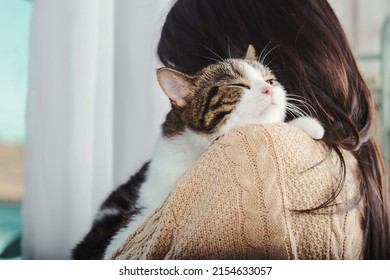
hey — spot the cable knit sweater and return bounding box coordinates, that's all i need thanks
[111,123,364,259]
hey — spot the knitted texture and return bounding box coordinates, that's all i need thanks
[111,123,364,259]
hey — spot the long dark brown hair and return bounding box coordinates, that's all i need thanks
[157,0,390,259]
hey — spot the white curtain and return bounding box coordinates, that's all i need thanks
[23,0,172,259]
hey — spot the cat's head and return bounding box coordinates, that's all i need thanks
[157,45,287,138]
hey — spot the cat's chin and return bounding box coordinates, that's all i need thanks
[256,105,285,124]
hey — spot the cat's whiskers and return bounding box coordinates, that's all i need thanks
[286,101,314,117]
[286,103,308,118]
[200,43,225,62]
[286,94,317,115]
[260,44,280,65]
[258,41,273,63]
[227,36,232,59]
[194,53,222,63]
[264,55,280,69]
[286,103,308,117]
[286,95,313,117]
[286,93,312,102]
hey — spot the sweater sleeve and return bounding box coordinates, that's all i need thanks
[111,123,364,259]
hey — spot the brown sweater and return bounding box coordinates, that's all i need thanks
[111,123,364,259]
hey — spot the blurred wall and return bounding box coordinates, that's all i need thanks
[329,0,390,55]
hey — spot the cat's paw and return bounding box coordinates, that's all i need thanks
[288,117,324,140]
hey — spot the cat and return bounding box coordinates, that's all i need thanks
[71,45,324,260]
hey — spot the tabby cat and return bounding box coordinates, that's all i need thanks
[72,45,324,259]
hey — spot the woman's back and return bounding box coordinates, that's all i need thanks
[157,0,389,259]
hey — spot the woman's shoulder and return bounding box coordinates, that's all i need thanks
[213,122,359,202]
[215,122,319,149]
[214,122,329,170]
[215,122,357,174]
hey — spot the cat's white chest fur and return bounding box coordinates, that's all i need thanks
[103,129,211,259]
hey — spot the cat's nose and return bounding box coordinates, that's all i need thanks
[262,87,273,95]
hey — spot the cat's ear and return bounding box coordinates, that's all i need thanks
[157,68,192,108]
[245,44,257,60]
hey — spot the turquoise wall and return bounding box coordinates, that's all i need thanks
[0,0,32,144]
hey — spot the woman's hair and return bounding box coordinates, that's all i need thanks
[157,0,390,259]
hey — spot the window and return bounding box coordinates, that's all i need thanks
[0,0,32,259]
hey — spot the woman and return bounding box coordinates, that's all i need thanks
[112,0,390,259]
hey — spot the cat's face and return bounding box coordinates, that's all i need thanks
[158,48,286,138]
[190,59,287,137]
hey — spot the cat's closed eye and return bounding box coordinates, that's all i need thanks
[266,78,277,86]
[224,83,251,89]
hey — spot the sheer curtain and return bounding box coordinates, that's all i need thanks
[23,0,171,259]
